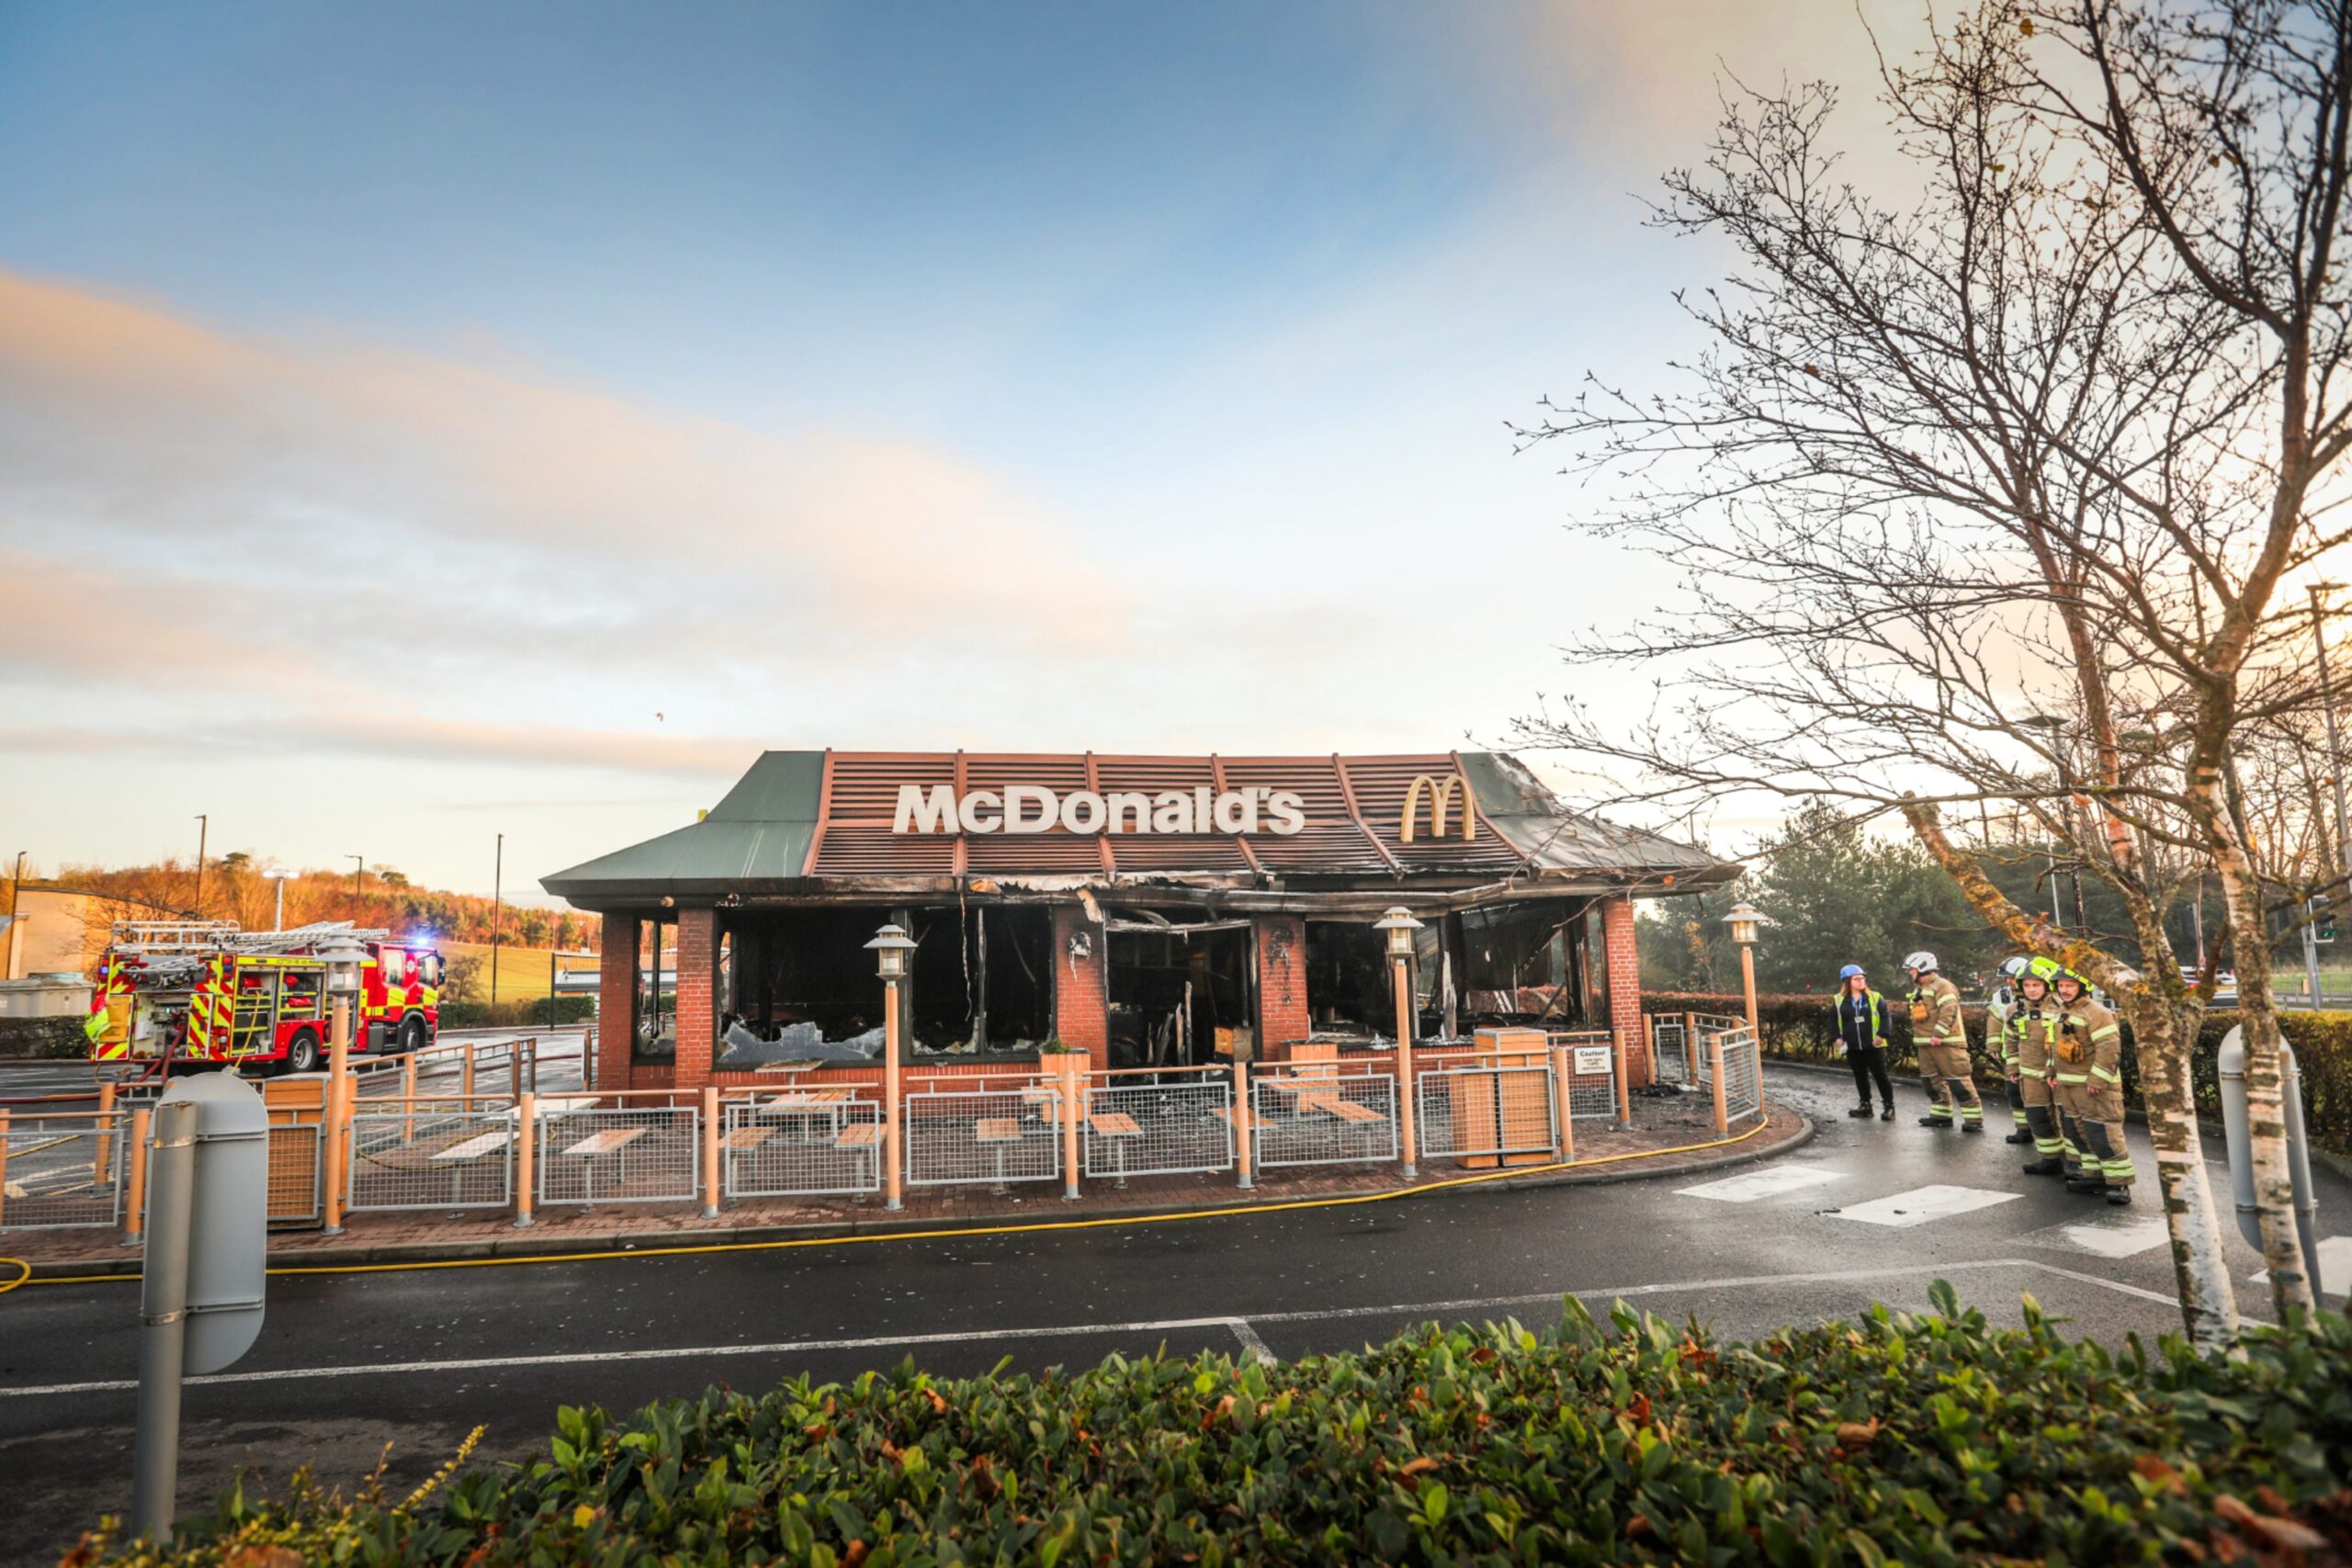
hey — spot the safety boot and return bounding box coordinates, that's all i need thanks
[2020,1157,2064,1176]
[2066,1173,2108,1196]
[1917,1114,1951,1128]
[2105,1187,2132,1206]
[2005,1128,2033,1145]
[1961,1120,1985,1134]
[1847,1104,1874,1119]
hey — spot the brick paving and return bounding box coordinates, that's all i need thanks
[7,1089,1805,1277]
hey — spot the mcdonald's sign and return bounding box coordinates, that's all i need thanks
[1399,773,1475,843]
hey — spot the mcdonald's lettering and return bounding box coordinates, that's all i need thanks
[893,784,1307,836]
[1399,774,1475,843]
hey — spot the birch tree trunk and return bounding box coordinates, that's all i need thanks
[1905,800,2241,1348]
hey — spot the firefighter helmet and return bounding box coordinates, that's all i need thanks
[1904,951,1939,975]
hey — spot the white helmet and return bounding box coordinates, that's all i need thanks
[1905,951,1939,974]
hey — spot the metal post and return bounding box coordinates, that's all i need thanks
[96,1082,118,1186]
[122,1106,152,1246]
[2217,1028,2325,1297]
[1613,1032,1633,1131]
[490,833,503,1011]
[883,978,903,1212]
[401,1055,417,1145]
[1737,943,1760,1039]
[1708,1035,1729,1137]
[130,1099,198,1542]
[700,1087,720,1218]
[2311,586,2352,893]
[1551,1043,1575,1160]
[513,1091,536,1228]
[1392,955,1418,1179]
[191,815,206,921]
[322,1003,349,1235]
[510,1041,522,1100]
[0,1111,9,1231]
[1059,1055,1081,1201]
[1232,1056,1253,1189]
[2305,908,2324,1008]
[461,1042,476,1102]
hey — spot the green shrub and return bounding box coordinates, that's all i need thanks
[68,1292,2352,1566]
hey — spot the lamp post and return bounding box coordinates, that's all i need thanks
[6,850,23,982]
[1374,907,1423,1179]
[865,923,917,1211]
[262,868,295,932]
[2311,584,2352,906]
[192,815,208,919]
[1723,901,1765,1038]
[490,833,503,1010]
[316,931,368,1237]
[347,855,364,898]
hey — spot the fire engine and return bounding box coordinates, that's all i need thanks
[86,920,445,1074]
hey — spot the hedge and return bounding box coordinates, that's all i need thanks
[0,1014,88,1059]
[64,1292,2352,1566]
[1640,992,2352,1160]
[434,996,596,1030]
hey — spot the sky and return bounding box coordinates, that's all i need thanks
[0,1,1894,899]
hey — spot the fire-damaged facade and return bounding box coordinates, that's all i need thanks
[541,750,1737,1092]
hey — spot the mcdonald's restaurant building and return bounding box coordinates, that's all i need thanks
[541,750,1736,1093]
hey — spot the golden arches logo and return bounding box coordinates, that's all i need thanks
[1398,774,1475,843]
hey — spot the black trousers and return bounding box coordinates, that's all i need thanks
[1846,1043,1894,1107]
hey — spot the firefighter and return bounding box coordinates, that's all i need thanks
[2052,967,2132,1203]
[2007,958,2067,1176]
[1905,951,1983,1132]
[1831,964,1896,1120]
[1989,956,2033,1144]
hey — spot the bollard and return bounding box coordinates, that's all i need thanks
[1059,1055,1081,1201]
[1613,1032,1633,1131]
[1551,1043,1576,1160]
[1391,957,1419,1179]
[96,1082,119,1186]
[322,1004,350,1235]
[122,1106,153,1246]
[701,1087,721,1218]
[401,1054,418,1145]
[461,1042,476,1103]
[0,1111,9,1231]
[130,1099,198,1542]
[514,1091,536,1227]
[1708,1035,1729,1137]
[1232,1056,1253,1189]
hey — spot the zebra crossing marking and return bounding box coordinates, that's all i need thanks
[1677,1165,1846,1203]
[2020,1214,2171,1259]
[1831,1184,2021,1228]
[2249,1235,2352,1296]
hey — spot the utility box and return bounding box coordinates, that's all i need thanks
[1455,1027,1553,1168]
[262,1073,329,1228]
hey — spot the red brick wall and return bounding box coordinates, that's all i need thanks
[1601,894,1647,1088]
[1052,904,1109,1068]
[673,907,717,1089]
[1255,914,1309,1058]
[596,916,638,1091]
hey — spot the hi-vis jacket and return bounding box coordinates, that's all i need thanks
[2002,999,2062,1077]
[2052,996,2124,1092]
[1906,974,1966,1047]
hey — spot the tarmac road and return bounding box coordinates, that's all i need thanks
[3,1063,2344,1563]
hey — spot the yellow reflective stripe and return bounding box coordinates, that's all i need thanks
[2054,1072,2089,1084]
[2091,1065,2120,1084]
[2091,1025,2120,1041]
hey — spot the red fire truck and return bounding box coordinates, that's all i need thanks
[87,921,445,1074]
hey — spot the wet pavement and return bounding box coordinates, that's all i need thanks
[3,1062,2343,1564]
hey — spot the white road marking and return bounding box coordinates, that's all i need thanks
[2021,1214,2173,1259]
[1832,1185,2021,1228]
[0,1258,2213,1401]
[1226,1319,1276,1366]
[2248,1235,2352,1295]
[1677,1165,1845,1202]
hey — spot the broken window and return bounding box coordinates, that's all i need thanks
[718,909,890,1065]
[1302,919,1389,1040]
[1458,902,1588,1024]
[904,904,1053,1057]
[1105,919,1253,1068]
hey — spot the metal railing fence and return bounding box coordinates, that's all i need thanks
[904,1086,1062,1190]
[0,1112,124,1231]
[722,1095,883,1198]
[537,1102,701,1206]
[1715,1026,1765,1123]
[1083,1072,1235,1184]
[1250,1068,1398,1168]
[1414,1059,1558,1163]
[1549,1031,1623,1122]
[345,1103,515,1212]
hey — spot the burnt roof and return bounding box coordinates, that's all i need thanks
[540,749,1736,908]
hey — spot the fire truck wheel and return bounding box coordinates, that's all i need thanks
[286,1030,323,1075]
[398,1016,426,1055]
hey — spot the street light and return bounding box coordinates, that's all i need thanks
[315,929,368,1237]
[262,869,296,932]
[1374,907,1424,1179]
[6,850,23,983]
[1722,901,1768,1038]
[865,922,917,1211]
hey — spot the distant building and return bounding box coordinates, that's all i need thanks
[544,749,1736,1091]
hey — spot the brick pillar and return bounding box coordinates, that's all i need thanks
[1051,904,1109,1069]
[673,907,718,1089]
[596,915,639,1089]
[1255,914,1309,1060]
[1602,894,1648,1088]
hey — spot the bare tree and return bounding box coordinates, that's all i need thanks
[1514,4,2352,1341]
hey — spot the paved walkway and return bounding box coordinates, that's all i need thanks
[10,1088,1804,1277]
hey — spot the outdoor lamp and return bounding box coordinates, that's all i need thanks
[316,931,368,997]
[1374,906,1422,960]
[1724,903,1762,946]
[866,922,916,979]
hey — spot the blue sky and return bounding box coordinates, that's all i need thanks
[0,2,1886,896]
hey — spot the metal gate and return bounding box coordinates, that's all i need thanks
[537,1103,701,1206]
[722,1096,882,1198]
[345,1107,514,1212]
